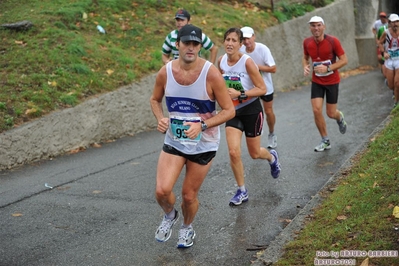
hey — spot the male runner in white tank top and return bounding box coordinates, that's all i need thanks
[150,24,234,248]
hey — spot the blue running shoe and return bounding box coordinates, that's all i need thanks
[269,150,281,178]
[229,189,248,206]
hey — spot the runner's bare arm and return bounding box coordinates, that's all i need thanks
[150,66,168,133]
[244,58,267,97]
[258,64,276,74]
[302,54,311,76]
[162,53,172,65]
[332,53,348,71]
[208,44,218,65]
[204,65,235,128]
[217,55,223,73]
[378,31,389,59]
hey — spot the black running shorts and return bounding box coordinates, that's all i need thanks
[311,82,339,104]
[162,144,216,165]
[225,111,264,138]
[260,93,274,102]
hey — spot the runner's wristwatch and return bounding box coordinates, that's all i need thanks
[201,121,208,131]
[327,65,331,72]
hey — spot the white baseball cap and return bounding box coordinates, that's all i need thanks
[241,26,254,38]
[389,13,399,22]
[308,16,324,25]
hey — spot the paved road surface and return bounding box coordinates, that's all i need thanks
[0,70,393,265]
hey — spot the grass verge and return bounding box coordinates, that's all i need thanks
[273,106,399,265]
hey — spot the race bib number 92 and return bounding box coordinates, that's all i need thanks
[170,116,201,144]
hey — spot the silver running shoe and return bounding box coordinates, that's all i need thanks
[337,111,347,134]
[177,226,196,248]
[267,133,277,148]
[314,140,331,152]
[155,210,179,242]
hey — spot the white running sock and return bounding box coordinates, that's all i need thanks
[165,208,176,220]
[269,155,275,164]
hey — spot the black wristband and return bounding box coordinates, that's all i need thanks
[238,91,248,103]
[201,121,207,131]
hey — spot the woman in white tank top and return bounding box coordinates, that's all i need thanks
[217,28,281,206]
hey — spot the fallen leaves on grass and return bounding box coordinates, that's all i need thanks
[359,257,369,266]
[14,40,26,46]
[393,206,399,218]
[347,232,358,240]
[25,108,38,115]
[48,81,57,87]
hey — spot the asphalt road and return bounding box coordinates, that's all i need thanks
[0,70,394,266]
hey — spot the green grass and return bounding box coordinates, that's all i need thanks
[274,107,399,265]
[273,1,315,22]
[0,0,317,132]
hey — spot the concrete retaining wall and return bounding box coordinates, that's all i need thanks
[354,0,379,67]
[0,0,370,170]
[0,76,157,169]
[255,0,359,90]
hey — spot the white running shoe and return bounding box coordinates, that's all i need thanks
[314,140,331,152]
[155,210,179,242]
[337,111,347,134]
[267,133,277,148]
[177,226,196,248]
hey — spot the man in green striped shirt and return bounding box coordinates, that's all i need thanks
[161,9,218,65]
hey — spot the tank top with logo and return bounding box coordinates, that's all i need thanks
[164,61,220,154]
[219,54,259,110]
[385,29,399,60]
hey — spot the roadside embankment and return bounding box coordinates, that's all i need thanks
[0,0,373,170]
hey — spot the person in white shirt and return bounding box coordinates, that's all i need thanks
[379,13,399,108]
[372,11,388,36]
[240,26,278,149]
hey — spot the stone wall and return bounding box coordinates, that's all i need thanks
[254,0,359,90]
[354,0,379,66]
[0,0,368,170]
